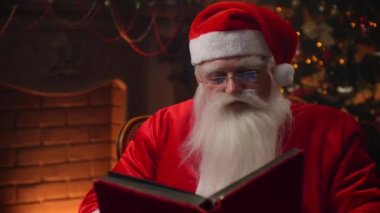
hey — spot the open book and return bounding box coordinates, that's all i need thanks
[94,148,303,213]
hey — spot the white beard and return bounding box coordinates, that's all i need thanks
[184,85,292,197]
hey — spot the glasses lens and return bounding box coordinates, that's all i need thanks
[238,71,257,83]
[202,71,257,86]
[208,76,226,85]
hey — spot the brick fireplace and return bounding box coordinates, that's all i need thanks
[0,1,197,212]
[0,81,126,213]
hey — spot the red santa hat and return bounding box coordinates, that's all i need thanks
[189,1,298,86]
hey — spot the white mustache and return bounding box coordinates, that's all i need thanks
[211,89,267,111]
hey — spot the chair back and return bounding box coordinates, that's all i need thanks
[116,115,150,159]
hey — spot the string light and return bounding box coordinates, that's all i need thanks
[293,63,299,69]
[330,5,339,16]
[350,22,356,28]
[316,41,322,48]
[275,6,283,13]
[338,58,345,65]
[345,10,352,17]
[311,55,318,63]
[305,58,312,64]
[104,0,111,7]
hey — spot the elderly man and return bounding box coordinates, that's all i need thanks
[79,2,380,212]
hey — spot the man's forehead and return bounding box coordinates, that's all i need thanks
[197,55,267,74]
[236,55,267,67]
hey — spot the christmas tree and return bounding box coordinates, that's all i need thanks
[266,0,380,125]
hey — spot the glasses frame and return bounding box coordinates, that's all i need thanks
[198,70,259,87]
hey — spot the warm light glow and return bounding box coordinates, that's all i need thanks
[311,55,318,62]
[360,23,366,29]
[350,22,356,28]
[316,41,323,48]
[305,58,312,64]
[104,0,111,7]
[293,63,299,69]
[318,60,324,66]
[275,6,283,13]
[0,81,127,213]
[296,31,301,36]
[369,21,377,28]
[338,58,345,64]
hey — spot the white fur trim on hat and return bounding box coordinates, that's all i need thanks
[273,63,294,86]
[189,30,272,65]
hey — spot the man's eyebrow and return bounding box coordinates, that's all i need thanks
[237,56,266,68]
[198,63,225,75]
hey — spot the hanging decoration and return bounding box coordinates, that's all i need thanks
[151,10,186,57]
[0,0,197,57]
[0,3,18,35]
[110,6,154,44]
[44,0,101,27]
[107,0,187,57]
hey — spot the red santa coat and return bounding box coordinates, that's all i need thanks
[79,99,380,213]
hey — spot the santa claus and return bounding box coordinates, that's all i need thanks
[80,2,380,212]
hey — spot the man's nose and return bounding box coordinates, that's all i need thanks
[225,77,242,94]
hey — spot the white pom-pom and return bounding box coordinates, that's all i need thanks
[273,63,294,86]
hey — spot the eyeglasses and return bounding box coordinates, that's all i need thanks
[200,71,258,86]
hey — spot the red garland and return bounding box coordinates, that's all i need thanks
[44,0,101,28]
[0,1,188,57]
[89,8,142,44]
[10,6,50,35]
[0,4,18,35]
[110,5,186,57]
[152,13,187,57]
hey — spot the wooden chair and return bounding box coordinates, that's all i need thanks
[116,115,150,159]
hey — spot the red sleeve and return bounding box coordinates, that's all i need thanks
[78,188,98,213]
[329,115,380,212]
[78,112,165,213]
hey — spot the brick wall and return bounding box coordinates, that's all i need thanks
[0,81,126,213]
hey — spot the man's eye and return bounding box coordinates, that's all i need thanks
[209,76,226,84]
[238,71,257,82]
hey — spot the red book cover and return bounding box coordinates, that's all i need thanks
[94,148,303,213]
